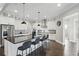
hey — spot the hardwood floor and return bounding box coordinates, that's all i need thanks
[46,40,64,56]
[0,46,4,56]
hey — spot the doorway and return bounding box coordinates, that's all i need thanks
[63,13,79,56]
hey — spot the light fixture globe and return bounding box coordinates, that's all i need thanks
[21,21,26,24]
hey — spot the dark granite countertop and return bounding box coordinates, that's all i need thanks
[4,34,32,44]
[5,38,31,44]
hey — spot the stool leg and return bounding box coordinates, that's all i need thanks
[46,40,47,48]
[40,42,42,56]
[37,43,40,56]
[36,44,38,56]
[26,49,27,56]
[26,48,30,56]
[41,42,43,53]
[37,43,39,56]
[17,49,18,55]
[38,43,40,56]
[29,48,30,56]
[42,41,44,55]
[22,51,23,56]
[30,46,32,56]
[33,45,36,56]
[35,45,36,56]
[36,45,37,56]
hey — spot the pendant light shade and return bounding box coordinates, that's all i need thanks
[21,3,26,24]
[38,24,40,26]
[21,21,26,24]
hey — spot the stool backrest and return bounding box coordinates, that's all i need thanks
[43,35,45,40]
[35,37,40,44]
[23,41,31,48]
[46,35,49,39]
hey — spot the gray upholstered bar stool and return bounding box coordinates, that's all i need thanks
[39,35,45,53]
[44,35,49,48]
[17,41,31,56]
[31,37,40,55]
[40,35,45,45]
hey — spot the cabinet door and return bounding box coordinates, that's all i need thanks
[7,25,14,42]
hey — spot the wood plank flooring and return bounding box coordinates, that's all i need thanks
[46,40,64,56]
[0,46,4,56]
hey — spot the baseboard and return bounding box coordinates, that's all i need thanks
[55,40,65,46]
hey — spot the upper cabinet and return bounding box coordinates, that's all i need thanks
[0,15,15,25]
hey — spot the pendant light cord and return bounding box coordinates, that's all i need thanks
[23,3,25,20]
[21,3,26,24]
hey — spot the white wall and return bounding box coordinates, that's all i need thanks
[47,20,56,30]
[55,19,63,44]
[47,19,63,44]
[47,20,56,40]
[53,5,79,45]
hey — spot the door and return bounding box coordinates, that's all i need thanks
[63,13,79,56]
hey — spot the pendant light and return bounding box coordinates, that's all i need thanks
[21,3,26,24]
[37,11,40,26]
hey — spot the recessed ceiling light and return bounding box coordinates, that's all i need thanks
[64,24,68,29]
[14,10,18,13]
[57,3,61,7]
[8,14,11,17]
[44,16,47,18]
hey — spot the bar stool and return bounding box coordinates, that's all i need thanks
[44,35,49,43]
[17,41,31,56]
[40,35,45,45]
[45,35,49,39]
[40,35,45,54]
[40,35,49,56]
[44,35,49,48]
[31,37,40,56]
[23,41,31,56]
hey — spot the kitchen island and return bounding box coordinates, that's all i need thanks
[4,33,32,56]
[4,34,48,56]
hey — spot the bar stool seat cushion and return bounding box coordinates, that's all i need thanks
[31,37,40,45]
[31,42,36,45]
[23,41,31,48]
[18,41,31,51]
[18,46,26,51]
[40,39,43,41]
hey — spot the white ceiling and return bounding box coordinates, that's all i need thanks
[0,3,78,21]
